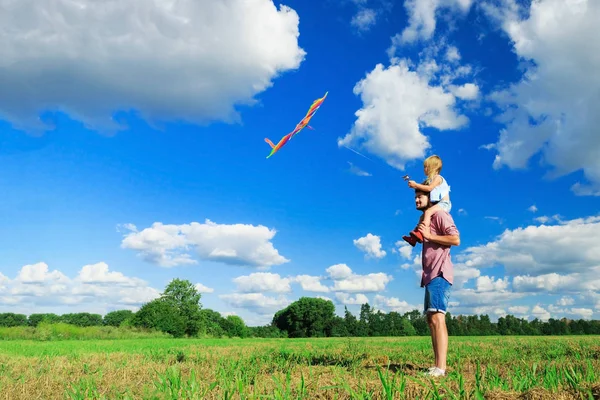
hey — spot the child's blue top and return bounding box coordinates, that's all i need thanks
[429,175,450,202]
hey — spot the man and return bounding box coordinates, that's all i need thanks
[414,188,460,377]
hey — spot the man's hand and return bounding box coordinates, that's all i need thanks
[408,180,418,188]
[418,223,431,240]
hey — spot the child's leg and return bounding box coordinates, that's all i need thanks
[422,203,441,229]
[403,215,425,246]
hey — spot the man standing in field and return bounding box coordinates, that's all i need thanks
[413,188,460,377]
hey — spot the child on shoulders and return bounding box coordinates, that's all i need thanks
[402,155,452,246]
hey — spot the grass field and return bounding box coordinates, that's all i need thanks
[0,335,598,399]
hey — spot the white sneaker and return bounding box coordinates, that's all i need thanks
[425,367,445,377]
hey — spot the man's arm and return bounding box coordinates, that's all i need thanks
[420,230,460,246]
[418,212,460,246]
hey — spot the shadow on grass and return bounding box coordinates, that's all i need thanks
[365,362,422,373]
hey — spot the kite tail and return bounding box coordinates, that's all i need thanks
[265,138,276,148]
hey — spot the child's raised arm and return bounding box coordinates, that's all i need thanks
[408,176,442,192]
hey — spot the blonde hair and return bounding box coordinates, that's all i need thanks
[423,155,442,184]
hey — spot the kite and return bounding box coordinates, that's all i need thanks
[265,91,328,158]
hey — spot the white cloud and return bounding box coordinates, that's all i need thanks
[393,240,413,260]
[232,272,292,293]
[194,283,214,294]
[531,305,551,321]
[453,264,481,288]
[335,292,370,305]
[326,263,393,292]
[456,215,600,276]
[449,83,479,100]
[528,205,538,213]
[120,219,289,268]
[475,276,509,292]
[373,295,419,314]
[483,0,600,195]
[326,264,354,280]
[351,8,377,32]
[512,270,600,293]
[219,293,290,315]
[77,262,146,287]
[292,275,330,293]
[0,0,305,134]
[534,214,562,224]
[0,262,160,314]
[445,45,461,62]
[348,162,372,177]
[557,296,575,306]
[508,305,529,315]
[353,233,387,259]
[16,262,69,284]
[338,58,471,169]
[571,308,594,320]
[397,0,474,44]
[341,38,478,170]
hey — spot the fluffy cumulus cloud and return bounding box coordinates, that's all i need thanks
[120,219,289,268]
[393,240,414,261]
[456,215,600,276]
[353,233,387,259]
[373,294,420,314]
[351,8,377,32]
[340,40,478,170]
[233,272,292,293]
[347,0,392,33]
[0,0,305,134]
[449,215,600,319]
[483,0,600,195]
[219,263,395,321]
[194,283,214,293]
[219,293,291,317]
[397,0,474,44]
[292,275,330,293]
[326,263,393,292]
[335,292,370,305]
[0,262,160,314]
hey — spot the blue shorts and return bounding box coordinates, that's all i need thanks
[424,276,451,314]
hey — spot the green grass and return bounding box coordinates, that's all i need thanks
[0,335,598,399]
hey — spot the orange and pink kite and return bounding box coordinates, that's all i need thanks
[265,91,328,158]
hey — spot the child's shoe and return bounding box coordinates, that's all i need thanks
[410,230,424,242]
[402,235,417,247]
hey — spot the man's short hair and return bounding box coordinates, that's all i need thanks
[415,188,428,196]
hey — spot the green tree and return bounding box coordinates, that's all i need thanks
[198,309,227,337]
[161,278,203,336]
[103,310,134,327]
[61,313,103,327]
[28,313,61,327]
[224,315,249,338]
[273,297,335,337]
[329,316,349,337]
[343,306,358,336]
[132,298,186,337]
[0,313,27,327]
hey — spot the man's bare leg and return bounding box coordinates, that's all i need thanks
[427,312,448,370]
[427,313,438,367]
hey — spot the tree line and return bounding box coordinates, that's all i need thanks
[2,279,599,338]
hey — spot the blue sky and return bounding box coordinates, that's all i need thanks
[1,0,599,325]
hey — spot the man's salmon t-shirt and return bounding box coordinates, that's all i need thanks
[420,210,459,287]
